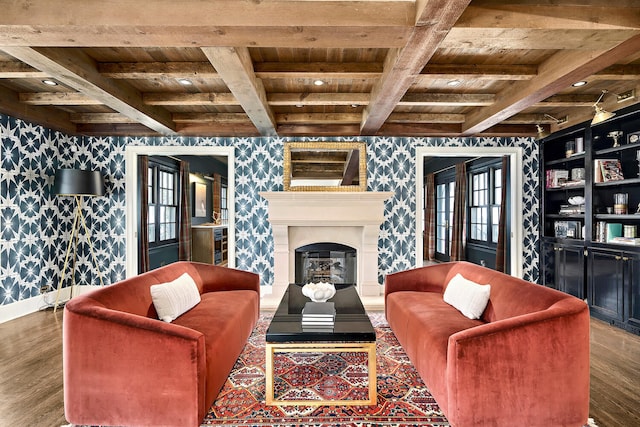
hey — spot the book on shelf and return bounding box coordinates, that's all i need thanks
[609,237,640,246]
[606,223,623,242]
[559,204,585,215]
[554,220,582,239]
[594,159,624,183]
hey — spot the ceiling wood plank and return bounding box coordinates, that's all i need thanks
[593,64,640,80]
[202,46,276,136]
[176,122,260,136]
[360,0,473,135]
[1,47,176,134]
[462,32,640,135]
[20,92,100,105]
[535,94,598,107]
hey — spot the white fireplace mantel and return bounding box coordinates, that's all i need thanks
[260,191,393,304]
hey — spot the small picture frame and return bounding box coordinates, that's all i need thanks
[628,131,640,145]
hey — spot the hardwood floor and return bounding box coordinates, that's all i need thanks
[1,309,638,427]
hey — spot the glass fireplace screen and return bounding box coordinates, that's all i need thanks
[295,242,356,285]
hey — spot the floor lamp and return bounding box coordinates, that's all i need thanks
[52,168,105,312]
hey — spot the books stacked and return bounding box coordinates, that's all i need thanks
[301,302,335,332]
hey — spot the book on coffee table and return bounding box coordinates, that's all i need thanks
[302,302,335,325]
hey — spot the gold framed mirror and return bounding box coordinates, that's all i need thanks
[283,141,367,191]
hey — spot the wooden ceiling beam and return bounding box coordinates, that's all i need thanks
[172,113,251,124]
[278,124,361,136]
[1,47,176,135]
[202,46,276,136]
[19,92,101,105]
[277,113,361,125]
[0,84,75,134]
[419,64,537,80]
[387,113,466,124]
[593,64,640,80]
[0,61,46,78]
[254,62,382,80]
[0,1,413,28]
[143,92,239,106]
[535,94,599,107]
[360,0,473,135]
[268,93,370,106]
[176,122,260,136]
[99,62,218,79]
[69,113,136,124]
[441,28,639,51]
[399,93,495,106]
[457,3,640,31]
[462,33,640,136]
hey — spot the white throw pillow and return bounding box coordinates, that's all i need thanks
[443,273,491,320]
[150,273,201,322]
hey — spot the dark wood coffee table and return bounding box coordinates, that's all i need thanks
[265,283,376,406]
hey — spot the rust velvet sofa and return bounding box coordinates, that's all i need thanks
[385,261,590,427]
[63,261,260,427]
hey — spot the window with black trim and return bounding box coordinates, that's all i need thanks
[469,164,501,244]
[148,161,179,246]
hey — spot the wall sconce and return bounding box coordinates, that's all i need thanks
[591,90,616,125]
[536,114,567,139]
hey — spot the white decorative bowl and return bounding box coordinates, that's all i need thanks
[302,282,336,302]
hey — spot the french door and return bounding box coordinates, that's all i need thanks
[435,179,455,261]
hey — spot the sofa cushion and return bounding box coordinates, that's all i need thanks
[443,273,491,319]
[150,272,201,322]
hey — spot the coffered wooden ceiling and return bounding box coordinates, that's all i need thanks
[0,0,639,138]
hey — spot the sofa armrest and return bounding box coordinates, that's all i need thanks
[191,262,260,294]
[385,262,455,298]
[63,301,207,427]
[445,299,590,426]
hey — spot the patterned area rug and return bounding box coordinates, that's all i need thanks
[202,313,448,427]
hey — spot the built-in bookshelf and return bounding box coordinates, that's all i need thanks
[540,102,640,335]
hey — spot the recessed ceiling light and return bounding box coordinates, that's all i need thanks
[313,80,325,86]
[42,79,58,86]
[351,104,359,108]
[295,104,303,108]
[178,78,193,85]
[572,81,587,87]
[447,80,461,87]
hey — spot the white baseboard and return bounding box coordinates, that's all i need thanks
[0,285,101,323]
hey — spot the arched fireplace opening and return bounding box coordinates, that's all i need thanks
[295,242,357,285]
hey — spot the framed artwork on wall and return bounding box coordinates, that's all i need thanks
[193,182,207,217]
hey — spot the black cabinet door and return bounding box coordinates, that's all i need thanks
[589,249,624,322]
[625,252,640,330]
[540,240,557,289]
[559,245,585,299]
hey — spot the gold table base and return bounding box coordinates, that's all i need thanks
[265,341,377,406]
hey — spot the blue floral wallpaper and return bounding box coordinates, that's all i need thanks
[1,114,539,307]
